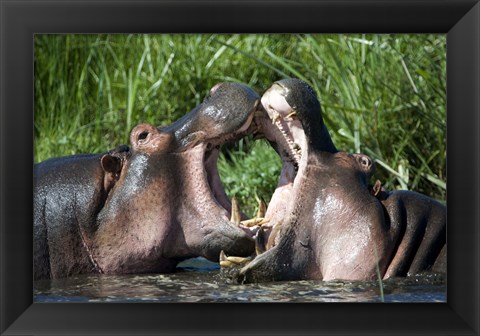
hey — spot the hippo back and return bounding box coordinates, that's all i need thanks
[34,154,109,279]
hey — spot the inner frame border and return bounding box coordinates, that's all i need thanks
[1,0,478,335]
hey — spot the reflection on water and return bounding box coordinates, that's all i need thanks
[34,257,446,303]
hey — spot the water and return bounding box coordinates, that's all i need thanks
[34,257,446,303]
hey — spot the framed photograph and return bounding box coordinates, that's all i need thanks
[1,0,478,335]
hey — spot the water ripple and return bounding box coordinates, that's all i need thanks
[34,257,446,303]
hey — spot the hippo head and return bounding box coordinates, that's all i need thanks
[218,79,391,282]
[246,78,342,250]
[92,83,258,274]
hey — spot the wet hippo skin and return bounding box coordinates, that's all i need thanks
[34,145,131,279]
[235,78,446,283]
[34,82,258,279]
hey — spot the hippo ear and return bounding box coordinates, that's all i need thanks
[101,154,122,174]
[371,180,383,197]
[101,154,123,193]
[130,123,173,153]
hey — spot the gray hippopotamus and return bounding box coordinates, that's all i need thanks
[226,78,446,282]
[34,82,258,280]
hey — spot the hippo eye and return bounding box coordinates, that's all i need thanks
[358,156,372,169]
[138,131,149,142]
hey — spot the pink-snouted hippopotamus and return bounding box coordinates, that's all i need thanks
[225,78,446,283]
[34,82,258,280]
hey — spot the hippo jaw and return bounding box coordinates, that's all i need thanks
[219,79,338,280]
[232,79,381,282]
[164,82,265,260]
[248,80,315,248]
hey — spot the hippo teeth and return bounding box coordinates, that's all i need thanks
[256,197,267,218]
[230,196,241,225]
[221,200,285,269]
[230,196,268,231]
[240,217,269,227]
[271,112,302,165]
[219,250,253,268]
[231,197,269,227]
[221,199,269,269]
[285,111,297,119]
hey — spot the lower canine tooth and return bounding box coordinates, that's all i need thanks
[230,196,241,225]
[286,111,297,119]
[226,256,252,264]
[220,260,234,267]
[240,217,269,227]
[257,218,270,226]
[256,197,267,218]
[219,252,252,267]
[271,111,281,124]
[220,250,228,262]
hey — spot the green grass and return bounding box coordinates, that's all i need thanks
[218,139,282,216]
[34,34,446,212]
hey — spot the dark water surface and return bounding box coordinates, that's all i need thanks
[34,257,446,303]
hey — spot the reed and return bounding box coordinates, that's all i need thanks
[34,34,446,213]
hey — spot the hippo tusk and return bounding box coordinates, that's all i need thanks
[219,250,252,267]
[271,111,281,124]
[220,260,234,267]
[256,197,267,218]
[226,256,252,264]
[240,217,270,227]
[286,111,297,119]
[230,196,241,225]
[219,250,233,267]
[219,250,227,261]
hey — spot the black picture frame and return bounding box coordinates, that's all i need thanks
[1,0,478,335]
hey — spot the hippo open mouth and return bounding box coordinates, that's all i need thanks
[248,80,317,247]
[192,86,267,238]
[201,123,259,230]
[158,82,268,260]
[219,78,338,267]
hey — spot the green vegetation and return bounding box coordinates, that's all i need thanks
[34,34,446,214]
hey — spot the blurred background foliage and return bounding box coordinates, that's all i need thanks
[34,34,446,215]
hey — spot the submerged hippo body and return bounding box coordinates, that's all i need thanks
[34,82,258,280]
[236,78,446,282]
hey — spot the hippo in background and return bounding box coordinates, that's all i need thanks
[370,181,446,277]
[221,78,446,283]
[34,82,258,280]
[34,144,131,279]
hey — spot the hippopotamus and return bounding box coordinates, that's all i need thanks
[223,78,446,283]
[34,82,258,280]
